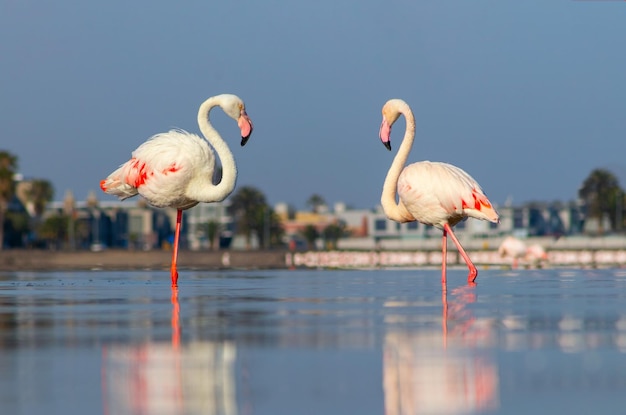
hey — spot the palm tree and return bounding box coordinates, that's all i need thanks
[263,208,285,249]
[322,221,346,250]
[205,220,221,250]
[301,225,319,250]
[578,169,623,233]
[306,194,326,213]
[228,186,285,249]
[39,214,68,250]
[0,151,18,250]
[4,210,30,248]
[25,179,54,218]
[23,179,54,243]
[228,186,268,249]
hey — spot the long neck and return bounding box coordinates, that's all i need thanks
[195,96,238,202]
[381,102,416,222]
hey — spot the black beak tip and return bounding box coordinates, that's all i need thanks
[241,136,250,146]
[383,141,392,151]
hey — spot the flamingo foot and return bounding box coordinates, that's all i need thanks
[171,267,179,288]
[467,267,478,284]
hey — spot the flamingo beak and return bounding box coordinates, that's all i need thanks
[380,119,392,151]
[238,110,253,146]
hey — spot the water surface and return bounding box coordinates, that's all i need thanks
[1,268,626,414]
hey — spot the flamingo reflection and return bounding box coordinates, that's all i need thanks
[383,283,499,415]
[102,288,237,415]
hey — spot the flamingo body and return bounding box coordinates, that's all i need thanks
[397,161,498,228]
[379,99,499,287]
[527,244,548,262]
[498,236,527,269]
[498,236,527,258]
[101,94,253,286]
[102,130,214,210]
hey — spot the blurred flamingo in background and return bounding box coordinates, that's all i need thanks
[101,94,253,287]
[378,99,499,288]
[498,236,548,269]
[526,243,549,267]
[497,236,527,269]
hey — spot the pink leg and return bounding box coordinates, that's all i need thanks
[170,287,182,404]
[442,281,448,349]
[171,209,182,287]
[171,287,180,349]
[441,229,448,286]
[443,223,478,284]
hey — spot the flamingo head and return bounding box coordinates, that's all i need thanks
[219,94,254,146]
[379,99,404,151]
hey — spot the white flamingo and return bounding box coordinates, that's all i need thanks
[497,236,528,269]
[526,244,548,265]
[379,99,499,287]
[498,236,548,268]
[101,94,253,286]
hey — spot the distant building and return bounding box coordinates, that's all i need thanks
[41,191,588,252]
[278,200,587,251]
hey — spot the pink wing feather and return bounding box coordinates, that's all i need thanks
[397,161,498,228]
[101,129,213,209]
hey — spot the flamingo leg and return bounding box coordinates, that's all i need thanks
[171,287,180,349]
[441,229,448,286]
[443,223,478,284]
[442,282,448,349]
[170,209,182,287]
[170,287,183,406]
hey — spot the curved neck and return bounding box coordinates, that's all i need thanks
[381,101,416,222]
[196,96,238,202]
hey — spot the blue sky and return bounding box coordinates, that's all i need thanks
[1,0,625,210]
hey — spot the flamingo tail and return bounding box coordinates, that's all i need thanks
[100,166,139,200]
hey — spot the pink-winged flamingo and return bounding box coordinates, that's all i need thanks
[101,94,253,287]
[379,98,499,288]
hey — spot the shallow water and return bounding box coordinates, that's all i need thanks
[1,268,626,415]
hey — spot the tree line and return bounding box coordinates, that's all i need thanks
[578,168,626,234]
[2,149,625,249]
[0,150,348,250]
[0,150,55,249]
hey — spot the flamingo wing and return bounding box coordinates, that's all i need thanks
[101,129,214,208]
[397,161,498,227]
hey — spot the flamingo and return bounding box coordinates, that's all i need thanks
[378,99,499,287]
[497,236,527,269]
[498,236,548,268]
[526,244,548,265]
[100,94,253,287]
